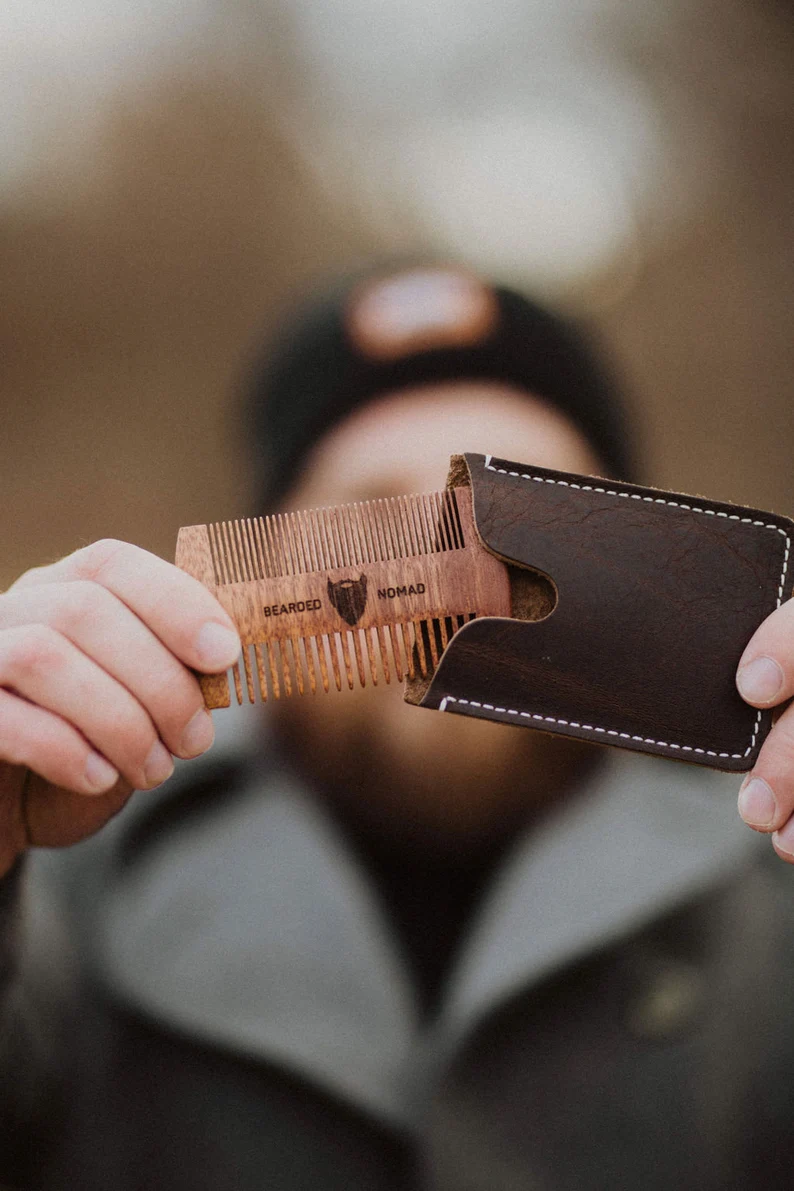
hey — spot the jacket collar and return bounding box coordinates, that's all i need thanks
[436,750,754,1051]
[80,707,757,1127]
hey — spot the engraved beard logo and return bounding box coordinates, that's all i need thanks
[327,574,368,627]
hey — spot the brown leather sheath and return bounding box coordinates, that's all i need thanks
[417,453,793,772]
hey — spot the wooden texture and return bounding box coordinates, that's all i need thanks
[175,485,511,707]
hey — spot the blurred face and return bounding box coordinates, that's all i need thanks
[273,381,604,850]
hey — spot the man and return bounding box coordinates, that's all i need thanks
[1,265,794,1190]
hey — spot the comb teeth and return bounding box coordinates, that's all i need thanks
[208,489,465,586]
[225,614,478,704]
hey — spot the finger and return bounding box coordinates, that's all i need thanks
[0,687,119,796]
[9,540,240,675]
[0,583,213,760]
[0,624,172,790]
[736,595,794,708]
[737,699,794,841]
[772,824,794,865]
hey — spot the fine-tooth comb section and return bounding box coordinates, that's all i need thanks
[175,483,511,709]
[207,489,465,586]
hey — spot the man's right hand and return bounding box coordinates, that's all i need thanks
[0,539,241,876]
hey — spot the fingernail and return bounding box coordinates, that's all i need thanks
[736,656,784,705]
[195,622,240,671]
[773,820,794,857]
[180,709,215,758]
[144,740,174,788]
[738,776,777,829]
[85,752,119,794]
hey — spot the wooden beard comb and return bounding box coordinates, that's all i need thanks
[175,455,519,709]
[176,451,793,772]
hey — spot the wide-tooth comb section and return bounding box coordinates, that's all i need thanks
[207,489,465,585]
[222,615,481,705]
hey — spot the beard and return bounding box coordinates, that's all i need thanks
[271,678,600,859]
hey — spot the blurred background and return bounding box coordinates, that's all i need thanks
[1,0,793,589]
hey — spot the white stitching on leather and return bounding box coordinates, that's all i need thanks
[436,459,793,760]
[439,696,753,760]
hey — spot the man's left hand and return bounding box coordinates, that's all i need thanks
[736,598,794,861]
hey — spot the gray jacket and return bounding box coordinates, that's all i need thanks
[2,709,794,1189]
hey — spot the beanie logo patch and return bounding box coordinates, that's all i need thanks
[347,267,497,361]
[327,574,368,626]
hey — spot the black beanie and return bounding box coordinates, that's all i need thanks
[247,267,633,506]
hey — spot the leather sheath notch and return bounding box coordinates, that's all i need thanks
[508,567,557,622]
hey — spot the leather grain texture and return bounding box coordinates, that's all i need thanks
[419,453,794,771]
